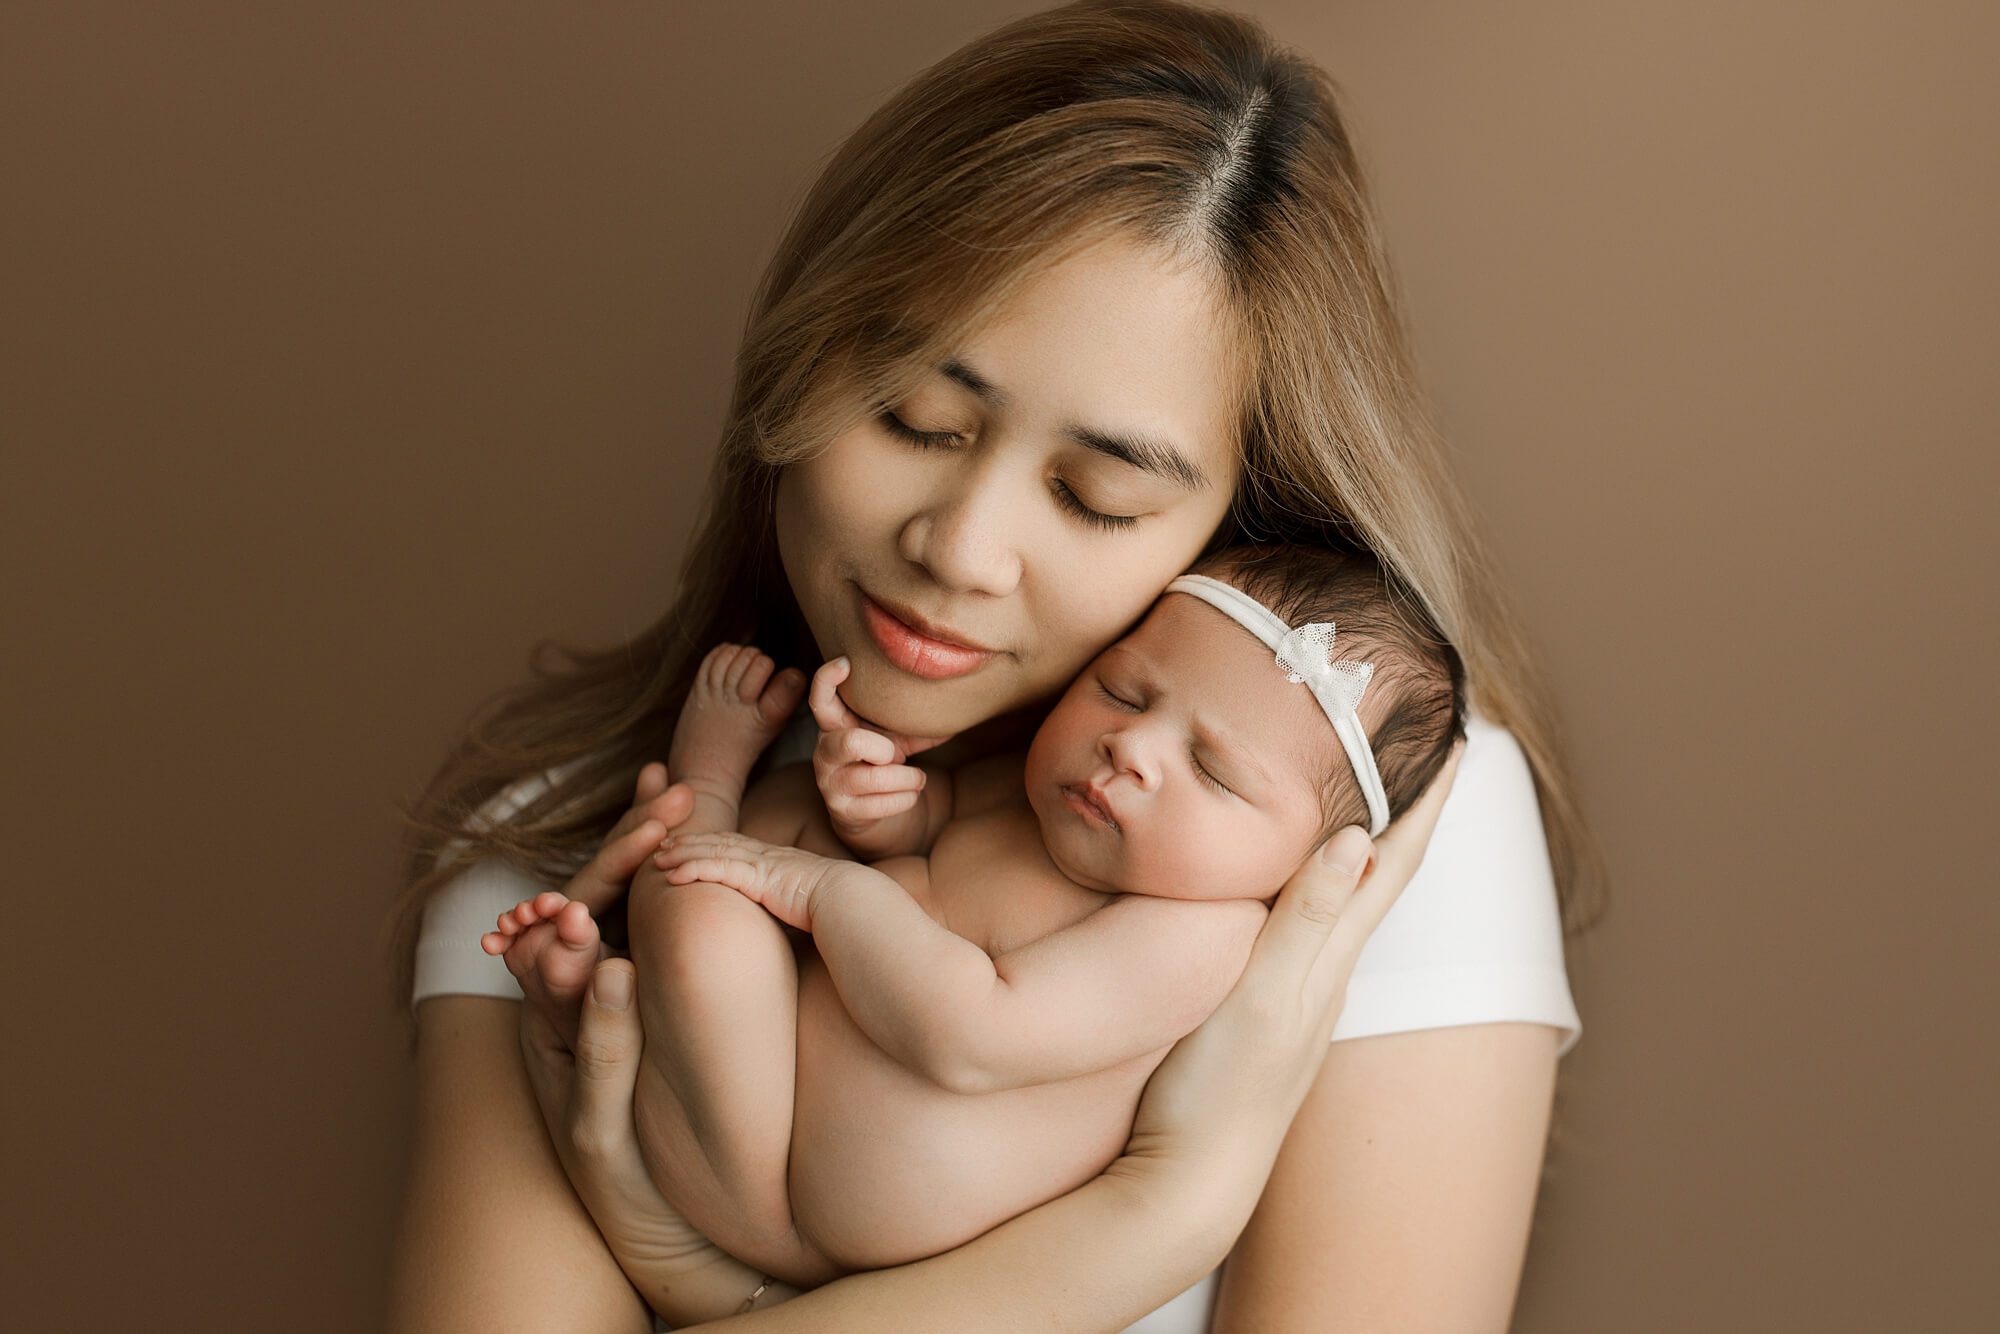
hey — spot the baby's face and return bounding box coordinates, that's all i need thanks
[1023,591,1332,900]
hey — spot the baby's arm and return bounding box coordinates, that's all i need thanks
[653,832,1269,1095]
[841,891,1271,1094]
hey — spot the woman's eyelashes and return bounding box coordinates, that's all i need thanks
[876,408,1140,531]
[1051,478,1137,531]
[876,407,959,451]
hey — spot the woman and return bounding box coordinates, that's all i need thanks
[386,2,1597,1328]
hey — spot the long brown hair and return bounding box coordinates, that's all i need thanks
[388,0,1607,1070]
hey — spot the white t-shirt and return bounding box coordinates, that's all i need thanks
[411,707,1582,1332]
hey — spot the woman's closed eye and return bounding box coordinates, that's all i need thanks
[1050,476,1137,531]
[877,408,1140,532]
[876,408,960,451]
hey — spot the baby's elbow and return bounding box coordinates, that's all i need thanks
[915,1043,997,1096]
[912,1029,1010,1096]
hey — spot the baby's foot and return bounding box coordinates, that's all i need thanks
[669,645,807,825]
[480,890,606,1048]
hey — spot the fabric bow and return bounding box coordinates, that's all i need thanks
[1274,621,1373,719]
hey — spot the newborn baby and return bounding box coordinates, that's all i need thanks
[484,544,1464,1287]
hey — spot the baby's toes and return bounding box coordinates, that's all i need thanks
[722,644,761,694]
[697,643,737,690]
[736,650,775,701]
[756,667,808,726]
[535,901,604,1000]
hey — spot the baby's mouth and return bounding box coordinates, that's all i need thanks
[1060,782,1120,833]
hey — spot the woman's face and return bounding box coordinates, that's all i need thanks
[775,238,1245,739]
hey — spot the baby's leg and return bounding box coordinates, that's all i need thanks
[670,645,806,836]
[627,858,840,1287]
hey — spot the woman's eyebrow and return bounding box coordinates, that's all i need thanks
[938,356,1210,492]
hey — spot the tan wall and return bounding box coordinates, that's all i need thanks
[6,2,1992,1329]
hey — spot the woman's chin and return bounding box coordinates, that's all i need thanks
[839,662,994,741]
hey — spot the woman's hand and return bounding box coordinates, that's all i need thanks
[516,762,789,1324]
[1121,740,1467,1241]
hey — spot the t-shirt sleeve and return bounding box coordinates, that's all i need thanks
[1329,711,1584,1058]
[409,770,563,1010]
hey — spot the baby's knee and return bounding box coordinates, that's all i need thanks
[629,878,790,999]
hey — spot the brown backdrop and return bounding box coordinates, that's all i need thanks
[6,2,1993,1329]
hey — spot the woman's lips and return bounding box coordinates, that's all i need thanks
[1061,783,1120,832]
[859,591,997,681]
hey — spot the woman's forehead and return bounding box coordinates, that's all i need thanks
[935,239,1246,482]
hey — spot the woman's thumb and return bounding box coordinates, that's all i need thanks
[571,960,643,1111]
[1253,827,1375,981]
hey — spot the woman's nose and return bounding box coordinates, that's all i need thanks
[896,465,1024,598]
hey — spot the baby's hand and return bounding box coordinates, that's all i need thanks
[652,831,846,932]
[809,657,940,840]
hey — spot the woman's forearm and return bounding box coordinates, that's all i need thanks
[390,997,658,1334]
[711,1159,1244,1332]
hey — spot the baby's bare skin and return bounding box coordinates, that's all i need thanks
[493,593,1345,1285]
[480,642,803,1043]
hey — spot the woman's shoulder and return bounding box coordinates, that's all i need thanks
[1330,707,1583,1055]
[1443,707,1538,816]
[413,756,596,1009]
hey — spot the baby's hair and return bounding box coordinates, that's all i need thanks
[1186,544,1467,841]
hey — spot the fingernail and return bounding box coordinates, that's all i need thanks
[1319,829,1369,876]
[592,967,632,1011]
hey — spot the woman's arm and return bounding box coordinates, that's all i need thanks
[1212,1021,1561,1333]
[387,766,709,1334]
[385,996,655,1334]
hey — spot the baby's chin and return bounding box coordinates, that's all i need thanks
[1026,792,1127,895]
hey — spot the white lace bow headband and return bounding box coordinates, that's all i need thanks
[1165,574,1389,837]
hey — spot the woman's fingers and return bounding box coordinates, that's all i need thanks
[569,962,642,1138]
[518,960,650,1206]
[565,784,694,914]
[633,760,670,806]
[1243,826,1374,1010]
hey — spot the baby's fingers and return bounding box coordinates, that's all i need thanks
[828,790,922,823]
[815,725,897,770]
[827,761,926,798]
[808,657,864,733]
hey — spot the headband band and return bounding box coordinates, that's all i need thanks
[1164,574,1389,837]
